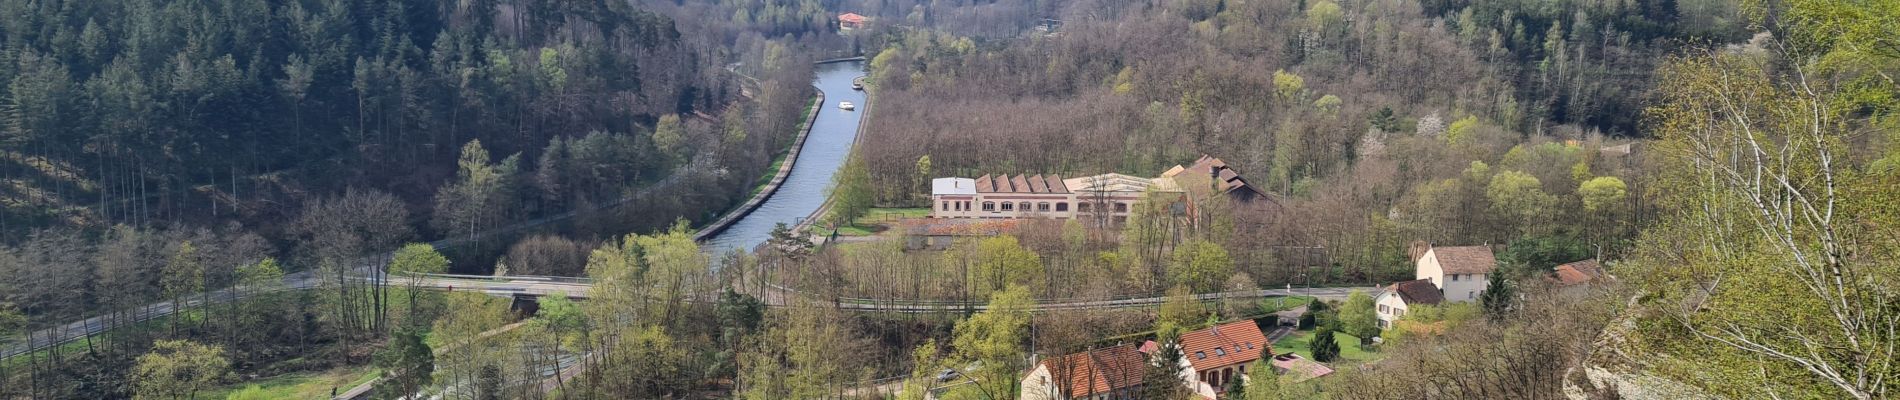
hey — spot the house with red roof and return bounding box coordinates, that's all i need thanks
[837,12,867,30]
[1020,344,1147,400]
[1549,258,1611,296]
[1173,320,1270,399]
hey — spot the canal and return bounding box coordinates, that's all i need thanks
[702,60,867,253]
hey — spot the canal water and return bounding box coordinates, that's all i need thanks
[702,60,867,253]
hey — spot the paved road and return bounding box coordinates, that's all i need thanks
[403,273,1373,313]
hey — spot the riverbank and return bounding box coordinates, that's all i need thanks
[692,90,826,242]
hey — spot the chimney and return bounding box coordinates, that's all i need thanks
[1209,165,1222,192]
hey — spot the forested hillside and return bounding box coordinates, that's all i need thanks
[846,0,1742,286]
[0,0,796,243]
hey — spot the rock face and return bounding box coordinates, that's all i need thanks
[1562,298,1716,400]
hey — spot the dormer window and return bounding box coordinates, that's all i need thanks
[1195,351,1205,359]
[1215,348,1225,356]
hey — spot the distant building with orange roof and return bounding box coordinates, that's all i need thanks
[838,12,867,30]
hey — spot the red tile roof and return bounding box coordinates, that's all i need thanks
[1178,321,1269,371]
[1431,246,1498,275]
[1552,259,1603,286]
[1040,344,1147,397]
[838,12,867,23]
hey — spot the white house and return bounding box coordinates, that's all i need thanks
[1374,279,1443,329]
[1413,245,1498,302]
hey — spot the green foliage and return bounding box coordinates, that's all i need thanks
[1244,358,1282,400]
[1168,239,1234,292]
[1141,331,1190,400]
[1159,285,1210,330]
[653,114,687,162]
[1309,329,1341,362]
[390,244,450,276]
[432,140,522,240]
[964,236,1043,296]
[1444,115,1481,144]
[371,328,434,400]
[1629,4,1900,395]
[390,244,450,327]
[827,153,875,227]
[898,340,941,400]
[1577,176,1628,211]
[1497,235,1592,277]
[1336,290,1379,340]
[1485,170,1555,235]
[1272,70,1306,103]
[1479,272,1515,319]
[949,285,1035,399]
[132,340,229,400]
[1313,94,1342,115]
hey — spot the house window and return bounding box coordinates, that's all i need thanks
[1078,203,1092,212]
[1467,290,1475,299]
[1055,202,1068,212]
[1215,348,1225,356]
[1018,202,1031,212]
[982,202,995,211]
[1114,202,1129,212]
[1450,274,1459,281]
[1379,305,1389,313]
[1038,202,1050,212]
[962,201,970,211]
[1195,351,1205,360]
[1396,309,1405,317]
[1001,202,1014,211]
[941,201,950,211]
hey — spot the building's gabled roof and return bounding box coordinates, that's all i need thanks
[1384,279,1443,306]
[838,12,867,23]
[1430,246,1498,275]
[968,174,1069,194]
[1040,344,1147,397]
[932,177,976,196]
[1178,321,1269,371]
[1064,173,1165,193]
[1552,259,1606,286]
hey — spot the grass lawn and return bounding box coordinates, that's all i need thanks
[1276,330,1381,363]
[744,151,791,199]
[1259,295,1314,313]
[742,94,819,201]
[204,365,382,399]
[822,207,929,236]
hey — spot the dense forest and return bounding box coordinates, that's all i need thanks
[845,0,1744,287]
[0,0,838,260]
